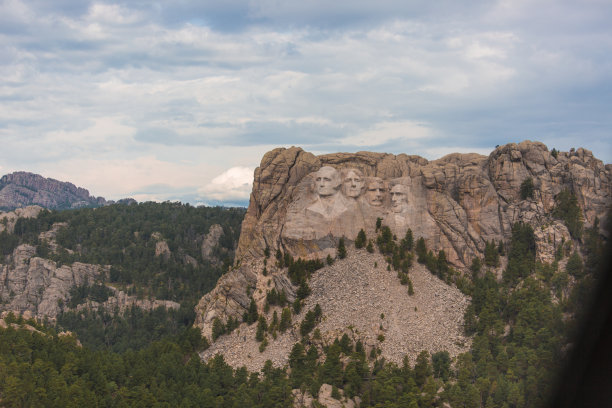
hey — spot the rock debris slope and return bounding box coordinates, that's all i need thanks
[195,141,611,370]
[200,248,469,371]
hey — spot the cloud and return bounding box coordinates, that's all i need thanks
[198,167,254,202]
[0,0,610,208]
[35,155,220,201]
[339,121,432,148]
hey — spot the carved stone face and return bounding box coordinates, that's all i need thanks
[366,178,385,206]
[390,184,408,213]
[343,169,364,198]
[315,166,340,197]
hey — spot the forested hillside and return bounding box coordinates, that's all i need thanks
[1,202,246,351]
[1,203,609,406]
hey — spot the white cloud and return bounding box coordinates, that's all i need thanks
[340,121,432,147]
[40,156,220,201]
[198,167,254,202]
[0,0,610,205]
[87,3,142,25]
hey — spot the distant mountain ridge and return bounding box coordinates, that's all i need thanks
[0,171,132,211]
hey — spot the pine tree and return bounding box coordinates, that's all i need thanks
[416,237,427,263]
[256,316,267,342]
[297,280,311,300]
[553,189,583,239]
[403,228,414,251]
[414,350,432,388]
[279,308,292,332]
[245,298,258,324]
[355,229,367,249]
[566,251,584,277]
[484,240,500,267]
[212,317,225,341]
[551,147,559,159]
[300,310,316,336]
[337,237,347,259]
[520,177,535,199]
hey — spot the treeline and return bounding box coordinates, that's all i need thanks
[0,314,292,407]
[56,305,199,353]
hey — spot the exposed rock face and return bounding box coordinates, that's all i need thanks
[0,242,179,320]
[0,205,44,233]
[0,171,108,210]
[201,224,224,260]
[194,264,258,336]
[155,241,171,259]
[236,141,610,265]
[534,221,572,264]
[195,141,611,370]
[0,244,109,320]
[74,287,180,314]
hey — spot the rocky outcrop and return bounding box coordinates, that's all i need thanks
[0,205,45,233]
[0,171,108,210]
[75,287,180,314]
[194,263,258,338]
[0,241,179,320]
[155,241,171,259]
[195,141,611,370]
[201,224,224,260]
[235,141,610,265]
[0,244,109,320]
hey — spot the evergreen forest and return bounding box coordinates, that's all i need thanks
[0,196,609,407]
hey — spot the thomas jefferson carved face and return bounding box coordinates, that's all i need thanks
[390,184,408,213]
[342,169,364,198]
[366,178,386,206]
[314,166,341,197]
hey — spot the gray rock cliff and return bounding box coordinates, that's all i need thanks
[0,171,108,210]
[194,141,611,369]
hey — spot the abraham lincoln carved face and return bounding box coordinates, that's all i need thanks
[390,184,408,213]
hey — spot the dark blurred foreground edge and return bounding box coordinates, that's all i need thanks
[547,221,612,408]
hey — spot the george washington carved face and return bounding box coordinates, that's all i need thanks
[366,178,386,206]
[314,166,341,197]
[342,169,365,198]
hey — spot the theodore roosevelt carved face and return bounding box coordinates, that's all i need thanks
[314,166,341,197]
[390,184,408,213]
[366,178,386,206]
[342,169,365,198]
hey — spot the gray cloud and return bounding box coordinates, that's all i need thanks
[1,0,611,206]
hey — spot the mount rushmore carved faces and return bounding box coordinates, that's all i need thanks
[366,178,386,207]
[342,169,365,198]
[282,168,417,256]
[307,166,348,220]
[390,184,409,213]
[314,166,341,197]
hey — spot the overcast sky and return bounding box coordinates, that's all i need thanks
[1,0,611,206]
